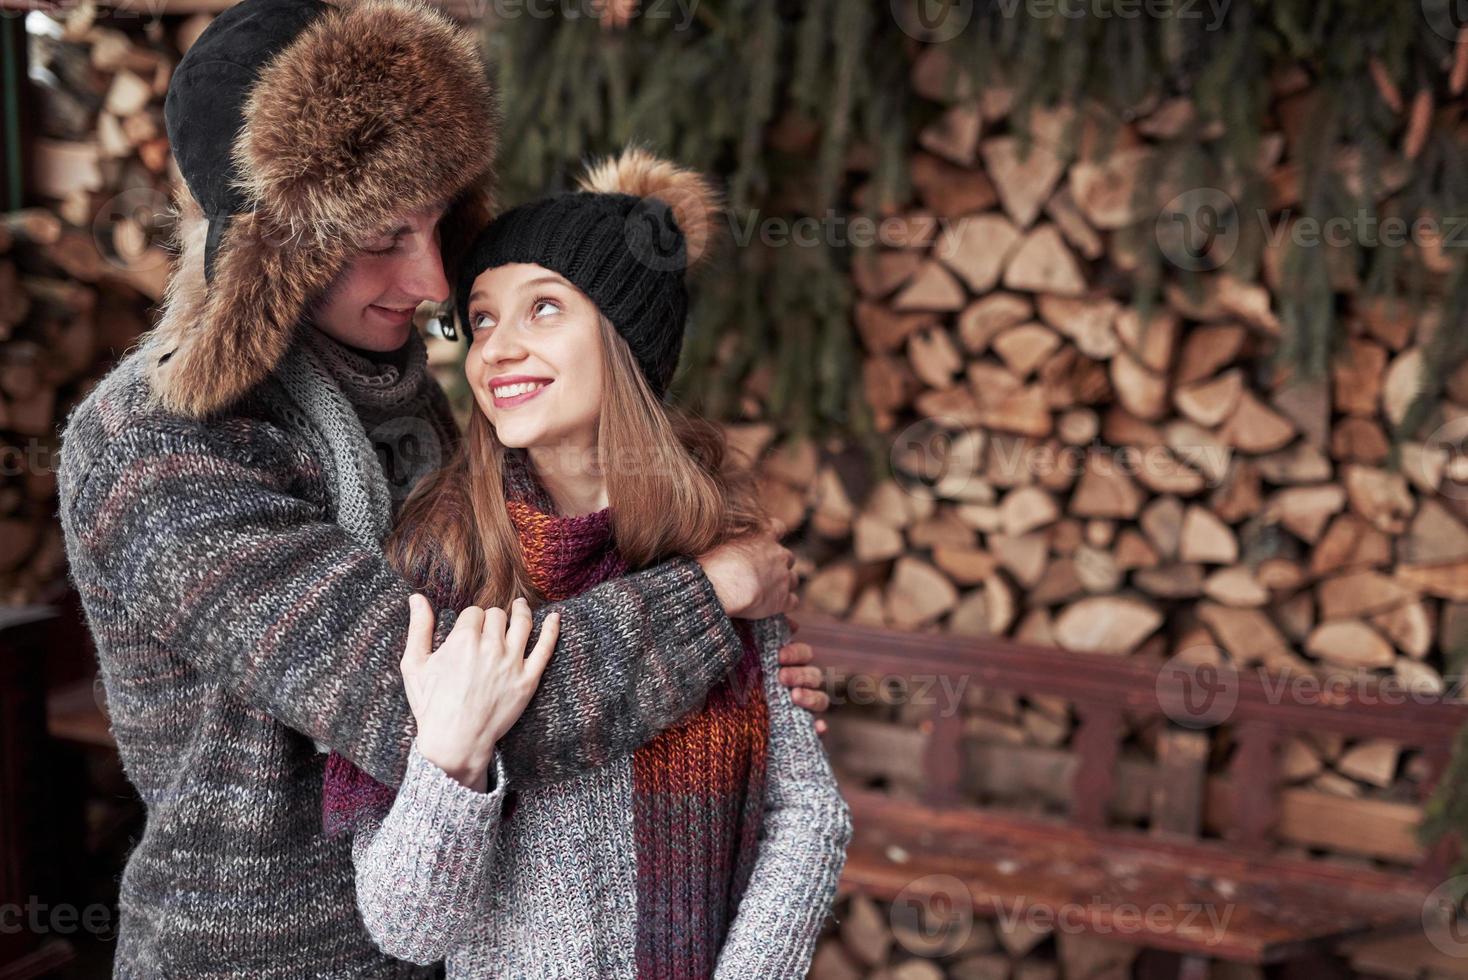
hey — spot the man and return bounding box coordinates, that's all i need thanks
[56,1,826,976]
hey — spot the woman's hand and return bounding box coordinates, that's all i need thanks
[400,595,559,791]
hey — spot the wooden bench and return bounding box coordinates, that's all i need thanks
[800,615,1468,977]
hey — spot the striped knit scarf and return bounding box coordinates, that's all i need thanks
[322,449,769,977]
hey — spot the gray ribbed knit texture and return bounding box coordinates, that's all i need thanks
[56,326,749,979]
[351,615,851,978]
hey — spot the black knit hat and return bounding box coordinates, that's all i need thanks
[457,147,720,401]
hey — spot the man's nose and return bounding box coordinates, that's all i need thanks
[399,240,450,304]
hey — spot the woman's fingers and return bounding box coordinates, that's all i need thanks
[525,611,560,679]
[454,605,486,639]
[503,597,533,658]
[479,605,509,654]
[401,594,436,670]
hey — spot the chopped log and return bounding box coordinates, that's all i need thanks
[1311,514,1392,575]
[907,325,963,388]
[852,249,920,298]
[1044,185,1104,260]
[855,301,933,353]
[957,292,1033,353]
[985,573,1018,634]
[1203,566,1270,607]
[1400,442,1448,493]
[1256,442,1333,485]
[1070,455,1145,518]
[1164,421,1231,484]
[935,213,1022,293]
[1331,416,1390,465]
[1115,309,1177,373]
[1073,544,1122,594]
[103,70,152,117]
[853,514,905,562]
[811,467,856,538]
[933,545,998,586]
[1281,737,1325,782]
[1305,621,1396,669]
[1036,294,1120,360]
[1273,378,1331,450]
[1215,275,1282,334]
[1030,557,1085,605]
[1197,603,1293,666]
[1382,348,1425,427]
[892,260,966,312]
[980,136,1067,228]
[989,533,1049,588]
[1343,464,1415,534]
[1267,484,1347,543]
[910,152,999,218]
[1397,562,1468,601]
[1401,499,1468,565]
[32,139,104,199]
[841,894,893,967]
[805,563,858,616]
[1370,601,1433,659]
[991,324,1060,378]
[1068,146,1155,228]
[1220,391,1297,453]
[1114,529,1160,569]
[1132,449,1206,496]
[1174,369,1243,427]
[1139,495,1185,558]
[999,485,1060,536]
[1002,224,1086,296]
[919,103,983,166]
[916,386,982,428]
[1332,338,1388,417]
[863,355,913,427]
[1394,658,1444,695]
[977,384,1053,437]
[886,557,960,628]
[1176,323,1248,386]
[1318,570,1418,620]
[1109,350,1168,421]
[1053,596,1163,655]
[948,589,991,637]
[1337,740,1402,789]
[1134,562,1205,599]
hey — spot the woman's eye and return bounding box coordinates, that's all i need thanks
[532,299,562,318]
[472,312,495,331]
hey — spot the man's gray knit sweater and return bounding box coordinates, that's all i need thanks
[55,327,747,979]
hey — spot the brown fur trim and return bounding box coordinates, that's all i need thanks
[578,146,723,269]
[147,0,498,418]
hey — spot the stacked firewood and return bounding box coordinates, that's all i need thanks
[0,9,210,603]
[729,47,1464,720]
[807,894,1151,980]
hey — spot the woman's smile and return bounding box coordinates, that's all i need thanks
[489,374,553,409]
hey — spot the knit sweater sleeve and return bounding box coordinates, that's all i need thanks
[60,411,745,790]
[350,738,509,965]
[714,616,852,978]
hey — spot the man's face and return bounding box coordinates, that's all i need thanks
[310,203,451,351]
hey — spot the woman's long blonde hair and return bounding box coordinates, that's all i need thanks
[385,312,767,610]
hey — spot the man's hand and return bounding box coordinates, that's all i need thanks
[697,522,797,620]
[777,625,829,735]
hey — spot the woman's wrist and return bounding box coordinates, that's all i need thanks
[416,736,494,793]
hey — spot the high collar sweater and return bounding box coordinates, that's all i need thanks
[344,455,850,977]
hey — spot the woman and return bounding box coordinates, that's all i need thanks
[321,147,852,977]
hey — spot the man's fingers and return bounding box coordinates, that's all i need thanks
[777,641,813,666]
[790,687,830,713]
[778,665,823,690]
[526,611,560,677]
[815,718,828,736]
[402,594,436,669]
[504,597,533,657]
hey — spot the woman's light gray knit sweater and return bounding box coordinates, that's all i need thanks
[55,326,750,979]
[351,614,851,978]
